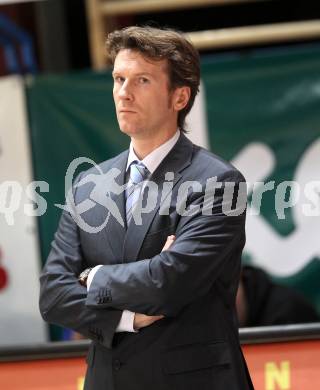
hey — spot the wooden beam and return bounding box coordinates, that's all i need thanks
[85,0,107,69]
[100,0,263,16]
[187,20,320,50]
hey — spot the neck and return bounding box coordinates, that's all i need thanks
[131,129,178,160]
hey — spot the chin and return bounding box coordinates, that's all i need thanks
[118,122,142,137]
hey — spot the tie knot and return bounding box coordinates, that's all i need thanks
[128,161,149,185]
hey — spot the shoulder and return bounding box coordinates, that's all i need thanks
[191,144,245,183]
[75,150,128,181]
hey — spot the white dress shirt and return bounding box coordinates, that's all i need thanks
[87,130,180,332]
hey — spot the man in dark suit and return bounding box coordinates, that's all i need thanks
[39,26,254,390]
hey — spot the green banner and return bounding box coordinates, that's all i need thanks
[26,44,320,320]
[26,72,129,265]
[202,44,320,312]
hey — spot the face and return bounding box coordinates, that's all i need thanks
[112,49,189,140]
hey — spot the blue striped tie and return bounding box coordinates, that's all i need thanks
[125,161,149,226]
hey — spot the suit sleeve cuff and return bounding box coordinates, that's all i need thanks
[115,310,138,333]
[87,265,103,291]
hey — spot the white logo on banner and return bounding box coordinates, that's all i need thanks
[185,81,210,148]
[232,138,320,277]
[183,87,320,277]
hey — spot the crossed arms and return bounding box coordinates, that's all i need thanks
[39,171,246,347]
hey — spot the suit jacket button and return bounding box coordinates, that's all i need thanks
[113,359,121,370]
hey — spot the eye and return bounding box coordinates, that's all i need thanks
[139,77,149,84]
[114,76,125,84]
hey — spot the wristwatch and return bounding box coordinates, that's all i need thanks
[78,267,93,287]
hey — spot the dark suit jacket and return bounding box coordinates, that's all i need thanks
[39,133,254,390]
[242,265,319,327]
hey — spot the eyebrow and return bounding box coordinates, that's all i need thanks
[112,71,154,77]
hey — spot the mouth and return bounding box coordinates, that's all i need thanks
[119,110,136,114]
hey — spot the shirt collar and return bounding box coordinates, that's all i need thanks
[126,130,180,174]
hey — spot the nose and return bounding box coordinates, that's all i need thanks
[118,80,133,101]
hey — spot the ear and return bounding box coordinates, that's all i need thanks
[172,86,191,112]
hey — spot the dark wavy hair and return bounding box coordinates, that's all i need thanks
[106,26,200,133]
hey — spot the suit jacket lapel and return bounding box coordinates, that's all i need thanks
[123,133,194,262]
[104,151,128,262]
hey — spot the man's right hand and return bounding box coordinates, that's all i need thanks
[133,235,175,330]
[133,313,164,330]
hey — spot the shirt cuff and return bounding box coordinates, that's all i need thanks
[87,265,103,291]
[86,266,137,333]
[116,310,138,333]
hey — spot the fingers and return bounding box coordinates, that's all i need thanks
[134,313,164,330]
[161,235,176,251]
[154,315,164,320]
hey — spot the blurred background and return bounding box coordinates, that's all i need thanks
[0,0,320,348]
